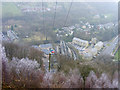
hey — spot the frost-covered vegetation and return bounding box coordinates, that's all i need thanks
[2,42,43,67]
[1,43,119,89]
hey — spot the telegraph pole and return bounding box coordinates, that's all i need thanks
[49,53,51,72]
[48,49,55,72]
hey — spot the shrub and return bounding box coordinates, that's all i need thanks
[2,41,43,67]
[1,44,119,89]
[56,54,98,78]
[85,71,118,88]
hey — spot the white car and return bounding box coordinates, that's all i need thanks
[98,52,100,54]
[93,56,96,58]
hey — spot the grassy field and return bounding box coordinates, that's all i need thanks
[23,32,50,42]
[2,3,22,18]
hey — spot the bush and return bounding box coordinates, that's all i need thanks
[85,71,118,88]
[1,44,119,89]
[56,55,98,78]
[2,41,43,67]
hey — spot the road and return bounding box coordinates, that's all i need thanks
[101,35,118,56]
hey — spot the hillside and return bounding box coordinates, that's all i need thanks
[2,3,22,18]
[2,2,118,45]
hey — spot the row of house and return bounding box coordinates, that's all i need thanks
[71,37,104,60]
[72,37,89,48]
[2,32,10,41]
[21,7,51,13]
[7,30,18,41]
[2,30,18,42]
[18,3,62,13]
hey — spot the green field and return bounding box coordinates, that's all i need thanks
[115,48,120,61]
[2,3,22,18]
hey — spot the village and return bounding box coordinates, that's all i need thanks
[16,2,62,13]
[55,21,117,39]
[2,2,119,88]
[1,19,118,61]
[70,37,104,60]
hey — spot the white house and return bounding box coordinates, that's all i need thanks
[95,41,103,51]
[72,37,89,48]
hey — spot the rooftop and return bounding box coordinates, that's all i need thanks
[41,49,50,55]
[95,41,103,47]
[39,43,52,49]
[73,37,88,43]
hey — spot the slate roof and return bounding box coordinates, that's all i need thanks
[41,49,50,55]
[39,44,52,49]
